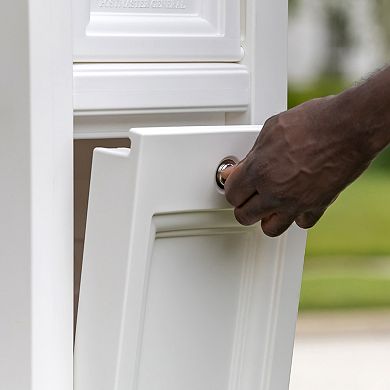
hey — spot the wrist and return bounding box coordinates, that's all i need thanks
[330,82,390,163]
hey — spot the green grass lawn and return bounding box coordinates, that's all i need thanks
[299,257,390,311]
[300,169,390,311]
[300,276,390,311]
[306,170,390,257]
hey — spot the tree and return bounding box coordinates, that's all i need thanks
[323,2,354,76]
[375,0,390,60]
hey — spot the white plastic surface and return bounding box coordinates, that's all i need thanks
[73,63,250,114]
[75,125,306,390]
[0,0,73,389]
[73,0,241,62]
[72,0,290,136]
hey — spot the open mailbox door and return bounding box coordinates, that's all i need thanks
[74,125,306,390]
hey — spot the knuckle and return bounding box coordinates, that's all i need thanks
[263,114,279,130]
[275,112,289,130]
[264,113,288,133]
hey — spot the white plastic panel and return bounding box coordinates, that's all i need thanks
[0,1,73,390]
[74,125,306,390]
[73,0,241,62]
[73,63,250,114]
[73,112,226,139]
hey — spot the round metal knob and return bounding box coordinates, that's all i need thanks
[216,158,237,189]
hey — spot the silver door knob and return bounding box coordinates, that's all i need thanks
[216,158,237,189]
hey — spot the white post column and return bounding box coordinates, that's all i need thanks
[0,1,73,389]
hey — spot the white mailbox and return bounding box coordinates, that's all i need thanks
[1,0,303,389]
[72,0,306,389]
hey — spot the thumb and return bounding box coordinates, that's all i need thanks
[220,165,236,181]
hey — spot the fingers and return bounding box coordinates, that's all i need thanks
[233,193,271,226]
[234,192,295,236]
[233,189,288,226]
[261,213,296,237]
[235,202,325,235]
[295,207,326,229]
[224,160,257,207]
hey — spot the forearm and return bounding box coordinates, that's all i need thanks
[332,66,390,161]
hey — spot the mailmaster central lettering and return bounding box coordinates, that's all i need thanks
[97,0,187,9]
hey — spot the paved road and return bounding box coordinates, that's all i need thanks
[290,311,390,390]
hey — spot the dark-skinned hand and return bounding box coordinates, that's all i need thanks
[222,96,376,237]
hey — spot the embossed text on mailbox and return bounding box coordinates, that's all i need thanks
[93,0,193,13]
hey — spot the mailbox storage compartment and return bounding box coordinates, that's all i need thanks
[73,0,242,62]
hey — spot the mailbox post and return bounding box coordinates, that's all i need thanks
[0,1,73,390]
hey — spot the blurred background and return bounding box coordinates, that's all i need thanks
[287,0,390,389]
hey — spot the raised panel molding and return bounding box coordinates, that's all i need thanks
[73,63,250,114]
[73,112,226,139]
[73,0,241,61]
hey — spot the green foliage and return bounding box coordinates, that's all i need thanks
[288,77,349,109]
[289,0,300,14]
[374,0,390,59]
[322,3,355,75]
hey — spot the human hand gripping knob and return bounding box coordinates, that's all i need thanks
[222,67,390,237]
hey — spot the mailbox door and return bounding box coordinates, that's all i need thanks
[74,125,306,390]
